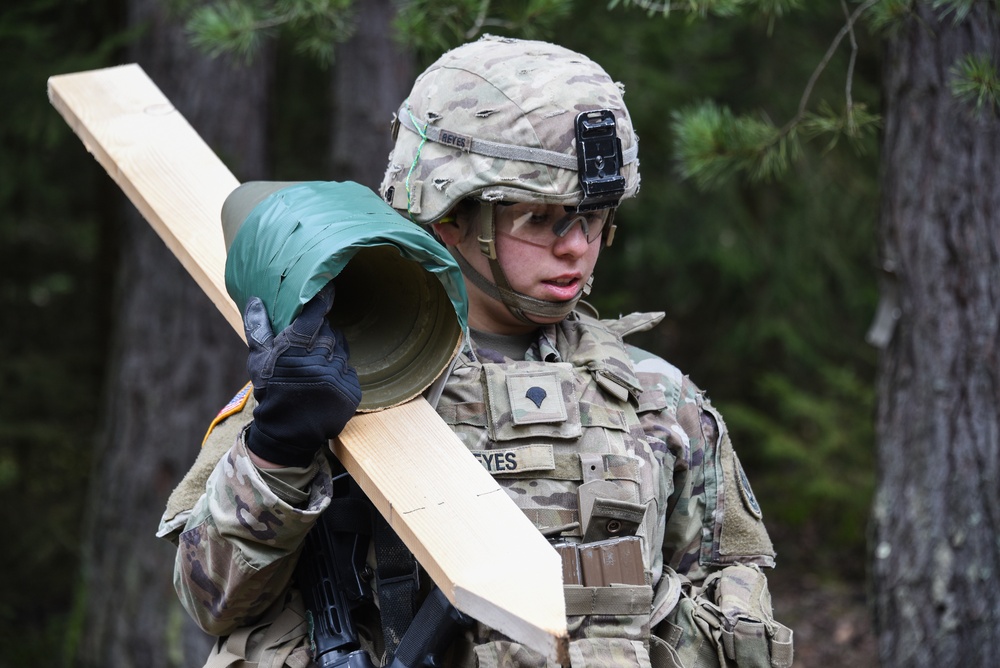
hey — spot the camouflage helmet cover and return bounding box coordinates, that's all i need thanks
[380,35,640,223]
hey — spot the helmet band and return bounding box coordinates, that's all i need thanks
[395,106,638,174]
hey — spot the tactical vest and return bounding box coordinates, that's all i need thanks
[435,311,670,668]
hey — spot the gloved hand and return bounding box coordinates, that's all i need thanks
[243,282,362,467]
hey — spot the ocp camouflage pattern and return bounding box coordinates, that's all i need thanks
[159,310,786,666]
[421,310,778,666]
[379,35,641,223]
[165,422,334,637]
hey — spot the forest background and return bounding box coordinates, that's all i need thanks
[2,0,891,665]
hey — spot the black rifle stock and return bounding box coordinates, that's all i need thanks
[296,474,374,668]
[387,586,473,668]
[297,473,473,668]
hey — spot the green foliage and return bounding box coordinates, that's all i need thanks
[1,1,890,659]
[750,0,804,17]
[722,364,875,538]
[864,0,913,34]
[671,101,798,189]
[949,52,1000,117]
[868,2,1000,122]
[182,0,356,65]
[867,0,1000,34]
[608,0,745,17]
[627,0,882,188]
[932,0,978,23]
[799,100,880,151]
[185,0,268,61]
[562,3,880,575]
[394,0,574,60]
[607,0,804,27]
[181,0,576,67]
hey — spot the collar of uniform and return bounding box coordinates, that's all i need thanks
[530,312,644,403]
[526,323,563,363]
[469,327,537,362]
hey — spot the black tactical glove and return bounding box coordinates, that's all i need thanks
[243,282,362,467]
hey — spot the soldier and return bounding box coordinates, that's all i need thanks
[159,35,793,668]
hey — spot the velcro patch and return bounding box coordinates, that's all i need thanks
[485,364,581,442]
[201,382,253,447]
[505,371,567,425]
[470,444,555,475]
[734,453,763,520]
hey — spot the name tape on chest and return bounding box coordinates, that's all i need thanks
[471,444,555,474]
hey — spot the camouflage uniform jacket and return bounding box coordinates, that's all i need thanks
[158,310,790,667]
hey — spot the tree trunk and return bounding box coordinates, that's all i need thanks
[76,2,271,666]
[329,0,414,188]
[873,3,1000,666]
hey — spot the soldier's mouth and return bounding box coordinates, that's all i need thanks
[541,276,581,300]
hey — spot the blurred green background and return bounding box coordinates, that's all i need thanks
[0,0,879,662]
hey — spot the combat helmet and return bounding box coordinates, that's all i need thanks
[380,35,640,323]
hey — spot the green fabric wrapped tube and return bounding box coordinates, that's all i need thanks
[224,180,468,411]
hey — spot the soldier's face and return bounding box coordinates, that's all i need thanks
[445,203,602,334]
[494,202,602,303]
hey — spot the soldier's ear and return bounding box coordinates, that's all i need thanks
[432,215,463,247]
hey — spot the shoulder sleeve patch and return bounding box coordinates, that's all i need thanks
[734,452,763,520]
[201,382,253,447]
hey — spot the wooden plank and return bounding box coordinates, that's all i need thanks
[48,64,242,335]
[336,401,569,660]
[48,64,568,663]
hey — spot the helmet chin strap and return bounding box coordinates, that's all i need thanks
[451,202,592,325]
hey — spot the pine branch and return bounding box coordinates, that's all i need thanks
[932,0,977,23]
[865,0,915,36]
[780,0,879,136]
[394,0,572,55]
[664,0,882,189]
[671,101,796,189]
[949,53,1000,117]
[185,0,355,66]
[608,0,744,18]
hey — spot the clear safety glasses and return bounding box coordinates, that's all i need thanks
[495,204,612,247]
